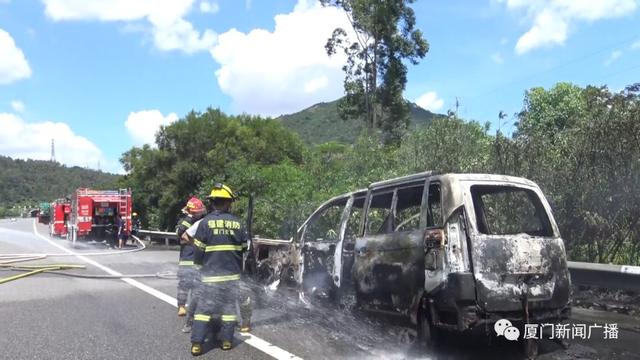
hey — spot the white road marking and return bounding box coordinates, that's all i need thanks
[31,220,302,360]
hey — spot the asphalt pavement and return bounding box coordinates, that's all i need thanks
[1,218,639,359]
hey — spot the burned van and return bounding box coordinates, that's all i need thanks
[249,172,571,342]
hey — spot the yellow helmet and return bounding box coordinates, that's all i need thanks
[208,183,235,200]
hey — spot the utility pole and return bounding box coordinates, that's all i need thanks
[50,139,56,162]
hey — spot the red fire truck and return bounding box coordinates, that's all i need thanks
[49,198,71,237]
[68,188,132,243]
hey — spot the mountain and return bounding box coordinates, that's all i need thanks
[276,99,446,145]
[0,156,121,208]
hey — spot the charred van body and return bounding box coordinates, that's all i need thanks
[249,172,571,342]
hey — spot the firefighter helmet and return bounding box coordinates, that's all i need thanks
[186,197,206,214]
[208,183,235,200]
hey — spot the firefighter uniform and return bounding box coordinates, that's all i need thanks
[190,209,249,349]
[176,214,199,311]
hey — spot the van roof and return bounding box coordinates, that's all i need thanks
[369,171,435,189]
[369,172,537,190]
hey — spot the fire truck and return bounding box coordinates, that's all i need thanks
[49,198,71,237]
[37,202,51,224]
[68,188,133,243]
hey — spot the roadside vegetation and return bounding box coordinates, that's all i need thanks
[0,156,119,217]
[120,82,640,266]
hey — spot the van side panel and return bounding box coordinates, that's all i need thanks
[353,231,425,314]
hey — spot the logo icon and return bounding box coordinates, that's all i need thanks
[494,319,520,341]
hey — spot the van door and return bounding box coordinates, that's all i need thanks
[466,184,571,313]
[299,197,349,299]
[338,195,366,292]
[354,184,425,312]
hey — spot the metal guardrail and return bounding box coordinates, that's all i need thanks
[136,229,640,291]
[567,261,640,292]
[136,229,178,246]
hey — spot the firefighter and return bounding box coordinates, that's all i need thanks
[116,214,129,249]
[132,212,141,236]
[185,183,249,355]
[176,197,206,318]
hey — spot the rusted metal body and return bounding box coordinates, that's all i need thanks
[249,172,571,337]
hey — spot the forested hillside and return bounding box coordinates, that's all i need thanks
[277,99,445,144]
[0,156,119,215]
[121,83,640,265]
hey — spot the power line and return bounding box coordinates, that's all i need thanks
[465,34,640,101]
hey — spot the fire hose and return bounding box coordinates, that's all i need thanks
[0,236,177,284]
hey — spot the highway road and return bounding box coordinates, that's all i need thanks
[1,218,639,359]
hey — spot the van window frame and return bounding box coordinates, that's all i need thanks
[469,184,554,237]
[346,195,367,240]
[424,179,444,230]
[299,196,349,245]
[363,188,396,236]
[393,182,428,233]
[363,180,428,236]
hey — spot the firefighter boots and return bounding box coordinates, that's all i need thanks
[190,342,202,356]
[239,321,251,333]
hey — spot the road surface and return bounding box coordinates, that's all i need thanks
[1,218,639,359]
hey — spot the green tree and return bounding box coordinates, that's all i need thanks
[496,83,640,264]
[322,0,429,143]
[120,108,306,231]
[397,116,492,173]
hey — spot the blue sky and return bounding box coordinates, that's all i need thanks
[0,0,639,173]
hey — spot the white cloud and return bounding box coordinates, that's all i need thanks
[604,49,623,66]
[10,100,25,113]
[0,29,32,85]
[125,109,178,146]
[502,0,637,54]
[0,113,112,170]
[199,1,219,14]
[304,76,329,93]
[209,0,352,116]
[515,8,567,54]
[42,0,216,53]
[631,40,640,50]
[491,52,505,64]
[415,91,444,112]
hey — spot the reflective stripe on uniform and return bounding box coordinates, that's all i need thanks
[193,239,205,249]
[178,260,194,266]
[221,314,237,322]
[194,314,211,322]
[181,220,192,228]
[204,244,242,252]
[201,274,240,283]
